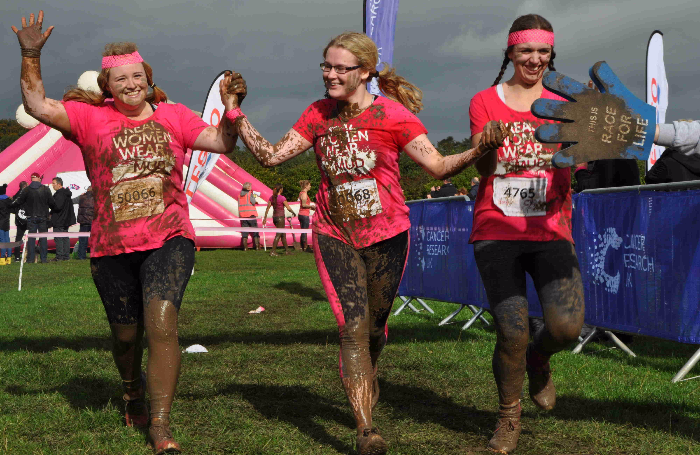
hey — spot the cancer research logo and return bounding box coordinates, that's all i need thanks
[69,183,80,191]
[590,227,622,294]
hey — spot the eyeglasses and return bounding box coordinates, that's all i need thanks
[319,63,362,74]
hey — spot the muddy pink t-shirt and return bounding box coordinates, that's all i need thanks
[469,86,573,243]
[64,100,208,257]
[293,96,427,248]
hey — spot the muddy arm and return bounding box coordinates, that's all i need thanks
[12,11,70,134]
[404,122,506,180]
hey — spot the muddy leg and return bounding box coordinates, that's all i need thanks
[317,234,373,431]
[363,231,409,410]
[527,241,585,356]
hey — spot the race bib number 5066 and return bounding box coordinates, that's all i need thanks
[110,176,165,222]
[492,177,548,217]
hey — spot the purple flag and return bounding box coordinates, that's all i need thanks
[364,0,400,95]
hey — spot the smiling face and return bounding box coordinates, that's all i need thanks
[508,41,552,86]
[107,63,149,111]
[323,46,370,102]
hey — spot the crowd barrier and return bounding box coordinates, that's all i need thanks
[398,183,700,351]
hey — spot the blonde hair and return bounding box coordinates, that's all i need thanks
[323,32,423,114]
[63,42,168,105]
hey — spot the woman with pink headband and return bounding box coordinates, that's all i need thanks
[12,11,244,455]
[468,14,584,453]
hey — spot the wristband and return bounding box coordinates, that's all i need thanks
[225,108,246,123]
[574,164,587,173]
[21,49,41,58]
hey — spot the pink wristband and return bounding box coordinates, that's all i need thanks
[574,164,587,173]
[225,108,246,122]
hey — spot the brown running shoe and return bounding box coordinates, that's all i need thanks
[488,402,522,454]
[148,418,181,454]
[526,344,556,411]
[356,427,388,455]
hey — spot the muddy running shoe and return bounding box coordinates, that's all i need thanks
[488,402,521,454]
[356,427,388,455]
[123,372,149,428]
[526,344,556,410]
[148,418,181,454]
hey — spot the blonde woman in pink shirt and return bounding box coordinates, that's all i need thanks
[224,31,506,454]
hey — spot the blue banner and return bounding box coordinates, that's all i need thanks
[364,0,399,95]
[399,191,700,344]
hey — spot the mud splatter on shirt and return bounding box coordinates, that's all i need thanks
[63,101,207,256]
[293,97,426,248]
[468,86,573,243]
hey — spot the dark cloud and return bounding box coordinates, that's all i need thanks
[2,0,699,144]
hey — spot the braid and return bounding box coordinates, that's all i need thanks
[492,52,510,86]
[548,49,556,71]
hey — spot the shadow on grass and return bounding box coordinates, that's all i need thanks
[555,395,700,443]
[0,323,481,353]
[0,335,111,353]
[216,382,356,454]
[574,337,700,373]
[379,379,497,441]
[5,375,119,412]
[273,281,327,302]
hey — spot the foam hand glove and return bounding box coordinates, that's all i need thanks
[531,61,656,168]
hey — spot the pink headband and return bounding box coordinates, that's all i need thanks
[507,29,554,47]
[101,51,144,69]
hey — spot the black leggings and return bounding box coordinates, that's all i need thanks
[473,239,584,404]
[90,236,195,423]
[314,230,408,430]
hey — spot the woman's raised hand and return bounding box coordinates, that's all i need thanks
[220,71,248,110]
[12,10,54,58]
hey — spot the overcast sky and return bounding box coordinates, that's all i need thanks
[2,0,699,143]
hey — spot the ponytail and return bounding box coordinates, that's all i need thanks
[376,64,424,114]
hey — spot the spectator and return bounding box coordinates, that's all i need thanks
[238,182,260,251]
[11,181,28,262]
[0,184,11,265]
[75,185,94,259]
[468,177,480,200]
[50,177,75,261]
[263,183,297,256]
[434,178,458,198]
[11,172,55,263]
[574,160,640,192]
[429,185,440,198]
[298,180,315,252]
[645,146,700,184]
[457,187,468,196]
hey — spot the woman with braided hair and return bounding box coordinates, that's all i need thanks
[468,14,584,453]
[225,31,506,455]
[13,10,244,454]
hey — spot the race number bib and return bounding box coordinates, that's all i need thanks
[110,176,165,222]
[331,178,383,221]
[492,177,548,217]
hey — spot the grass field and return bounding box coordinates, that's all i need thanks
[1,249,700,455]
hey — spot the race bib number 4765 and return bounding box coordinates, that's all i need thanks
[110,177,165,222]
[330,178,383,222]
[492,177,548,217]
